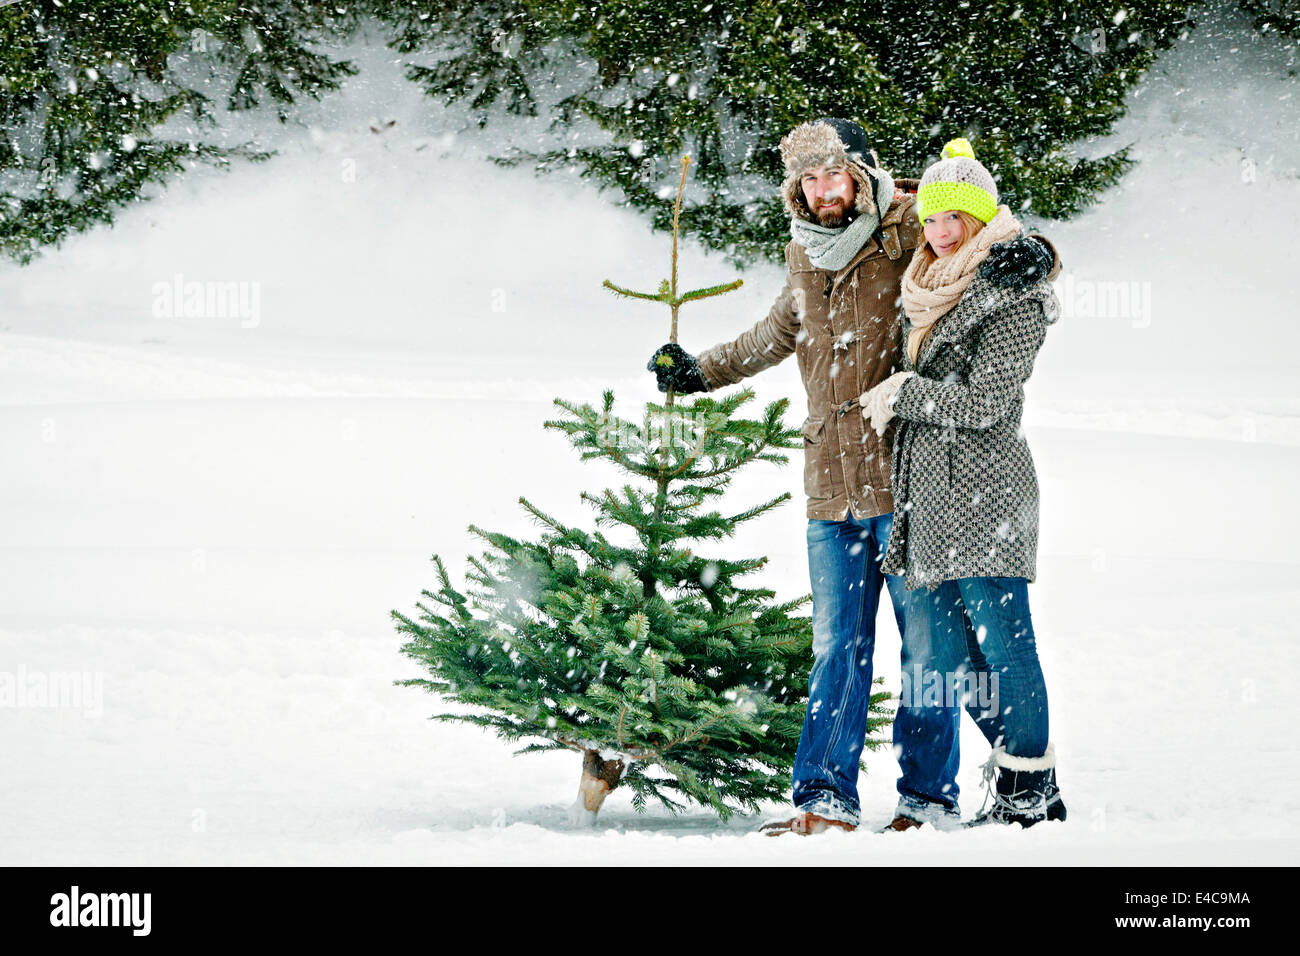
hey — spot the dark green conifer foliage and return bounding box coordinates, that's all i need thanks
[370,0,1198,264]
[1240,0,1300,42]
[4,2,1290,264]
[0,1,356,262]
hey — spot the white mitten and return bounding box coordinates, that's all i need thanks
[860,371,914,437]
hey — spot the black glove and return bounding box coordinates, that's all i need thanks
[646,342,709,394]
[979,236,1054,292]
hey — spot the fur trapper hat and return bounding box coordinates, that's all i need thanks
[779,117,882,223]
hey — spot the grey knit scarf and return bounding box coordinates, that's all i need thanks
[789,168,896,271]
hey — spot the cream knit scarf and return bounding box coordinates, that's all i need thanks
[902,205,1021,366]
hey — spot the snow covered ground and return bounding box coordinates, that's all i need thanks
[2,9,1298,864]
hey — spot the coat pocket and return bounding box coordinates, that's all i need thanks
[800,417,831,500]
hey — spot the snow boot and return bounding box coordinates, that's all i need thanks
[967,743,1067,828]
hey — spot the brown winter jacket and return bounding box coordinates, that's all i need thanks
[697,180,925,521]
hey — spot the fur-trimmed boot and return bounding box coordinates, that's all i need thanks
[967,743,1067,828]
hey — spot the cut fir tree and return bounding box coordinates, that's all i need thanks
[394,158,892,824]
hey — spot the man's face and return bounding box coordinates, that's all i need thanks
[800,165,857,226]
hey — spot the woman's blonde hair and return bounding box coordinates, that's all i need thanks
[907,211,988,365]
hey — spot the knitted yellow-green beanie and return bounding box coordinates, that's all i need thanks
[916,138,998,223]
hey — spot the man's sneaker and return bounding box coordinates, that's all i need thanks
[967,743,1068,828]
[759,811,856,836]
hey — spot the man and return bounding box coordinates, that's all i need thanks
[646,118,1055,834]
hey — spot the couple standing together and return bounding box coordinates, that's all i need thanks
[648,118,1067,834]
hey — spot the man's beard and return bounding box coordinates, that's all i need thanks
[814,201,855,227]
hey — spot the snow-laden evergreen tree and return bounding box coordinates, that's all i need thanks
[4,1,1288,264]
[372,0,1198,264]
[394,158,890,823]
[1241,0,1300,43]
[0,1,356,263]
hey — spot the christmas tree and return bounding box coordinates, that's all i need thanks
[394,158,891,823]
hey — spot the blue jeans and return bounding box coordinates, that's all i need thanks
[792,510,958,826]
[896,576,1049,817]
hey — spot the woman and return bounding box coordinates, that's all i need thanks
[861,138,1066,827]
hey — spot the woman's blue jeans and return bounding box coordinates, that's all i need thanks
[791,510,958,826]
[895,576,1050,819]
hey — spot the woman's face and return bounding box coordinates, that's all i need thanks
[923,210,966,257]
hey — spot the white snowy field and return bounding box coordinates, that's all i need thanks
[2,11,1298,865]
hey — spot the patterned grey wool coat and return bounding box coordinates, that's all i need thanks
[881,270,1061,592]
